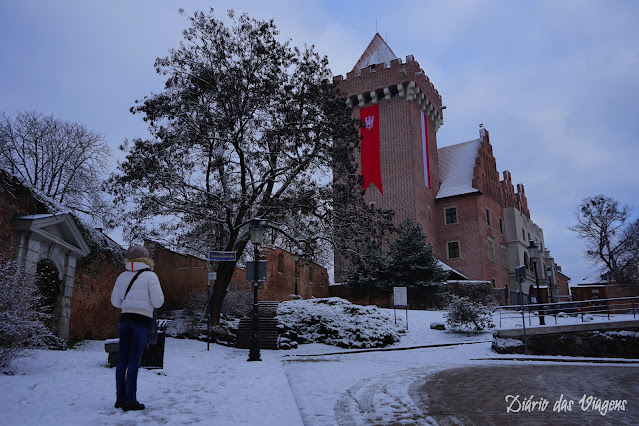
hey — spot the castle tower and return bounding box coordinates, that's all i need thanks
[334,34,445,248]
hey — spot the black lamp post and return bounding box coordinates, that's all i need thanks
[294,252,299,297]
[527,240,545,325]
[546,266,555,304]
[248,218,264,362]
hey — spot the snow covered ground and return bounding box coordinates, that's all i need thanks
[1,309,637,425]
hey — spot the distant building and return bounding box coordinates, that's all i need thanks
[333,34,570,304]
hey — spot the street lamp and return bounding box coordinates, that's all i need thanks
[294,252,300,297]
[527,240,545,325]
[546,266,555,304]
[248,218,264,362]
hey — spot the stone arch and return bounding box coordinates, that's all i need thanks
[13,213,90,340]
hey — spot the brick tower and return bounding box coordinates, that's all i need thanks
[334,34,445,267]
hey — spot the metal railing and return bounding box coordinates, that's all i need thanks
[494,296,639,327]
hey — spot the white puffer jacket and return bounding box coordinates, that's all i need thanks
[111,261,164,318]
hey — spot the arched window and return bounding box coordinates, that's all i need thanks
[277,254,285,274]
[523,252,530,271]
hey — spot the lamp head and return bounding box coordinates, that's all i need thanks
[527,239,538,261]
[250,219,265,245]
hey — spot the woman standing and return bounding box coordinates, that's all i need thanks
[111,245,164,411]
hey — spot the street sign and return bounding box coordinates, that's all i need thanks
[209,251,236,262]
[208,272,217,281]
[393,287,407,308]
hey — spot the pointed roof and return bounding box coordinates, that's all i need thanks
[352,33,398,72]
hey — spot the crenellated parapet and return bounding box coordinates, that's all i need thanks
[333,55,444,131]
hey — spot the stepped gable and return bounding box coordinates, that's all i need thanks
[352,33,398,72]
[333,35,444,130]
[437,127,504,205]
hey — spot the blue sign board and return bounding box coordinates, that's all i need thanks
[209,251,236,262]
[246,261,267,283]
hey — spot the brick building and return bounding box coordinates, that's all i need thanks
[1,169,328,341]
[334,34,570,303]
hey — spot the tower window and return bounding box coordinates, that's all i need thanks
[445,207,458,224]
[485,208,492,228]
[447,241,460,259]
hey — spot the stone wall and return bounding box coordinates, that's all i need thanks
[492,320,639,358]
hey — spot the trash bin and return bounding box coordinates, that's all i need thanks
[140,320,171,369]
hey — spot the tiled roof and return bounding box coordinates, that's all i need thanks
[352,33,398,71]
[436,139,481,199]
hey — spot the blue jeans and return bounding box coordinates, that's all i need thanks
[116,320,149,403]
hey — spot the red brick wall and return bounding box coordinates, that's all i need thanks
[69,252,123,340]
[230,246,330,302]
[145,241,210,311]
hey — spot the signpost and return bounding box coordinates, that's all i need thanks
[515,266,529,355]
[393,287,408,329]
[207,251,236,350]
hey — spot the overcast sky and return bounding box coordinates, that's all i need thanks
[2,0,638,285]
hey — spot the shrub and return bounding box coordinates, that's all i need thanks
[444,295,495,332]
[277,297,403,349]
[0,259,62,371]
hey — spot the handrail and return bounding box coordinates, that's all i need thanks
[494,296,639,327]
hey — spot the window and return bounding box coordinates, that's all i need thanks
[488,238,496,263]
[447,241,460,259]
[445,207,458,224]
[485,208,492,228]
[501,245,508,269]
[499,218,505,235]
[491,279,496,288]
[522,229,526,241]
[277,254,285,273]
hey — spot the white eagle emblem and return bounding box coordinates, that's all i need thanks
[365,115,375,130]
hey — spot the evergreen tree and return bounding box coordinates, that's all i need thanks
[386,219,447,308]
[345,218,447,308]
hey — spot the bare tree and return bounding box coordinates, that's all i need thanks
[570,195,639,283]
[0,111,114,228]
[106,9,390,324]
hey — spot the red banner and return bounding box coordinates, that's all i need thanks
[360,105,383,194]
[421,111,431,188]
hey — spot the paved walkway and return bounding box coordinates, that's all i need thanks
[409,364,639,425]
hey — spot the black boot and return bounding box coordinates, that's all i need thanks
[123,402,145,411]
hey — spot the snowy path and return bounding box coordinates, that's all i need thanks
[282,342,498,425]
[2,310,636,425]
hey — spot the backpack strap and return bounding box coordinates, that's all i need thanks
[124,268,151,299]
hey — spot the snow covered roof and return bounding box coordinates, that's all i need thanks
[437,260,470,280]
[352,33,398,71]
[436,139,481,199]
